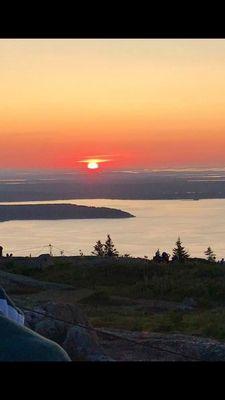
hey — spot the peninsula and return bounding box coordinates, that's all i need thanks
[0,204,135,221]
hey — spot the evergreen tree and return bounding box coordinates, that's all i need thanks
[104,234,119,257]
[172,237,189,263]
[92,240,105,256]
[204,246,216,262]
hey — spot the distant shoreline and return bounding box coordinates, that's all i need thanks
[1,196,225,203]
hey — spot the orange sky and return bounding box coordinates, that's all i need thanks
[1,39,225,170]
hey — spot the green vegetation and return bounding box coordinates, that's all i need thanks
[4,255,225,340]
[5,257,225,304]
[3,257,225,303]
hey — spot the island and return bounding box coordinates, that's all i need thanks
[0,204,135,221]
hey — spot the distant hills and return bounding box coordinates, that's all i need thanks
[0,204,134,221]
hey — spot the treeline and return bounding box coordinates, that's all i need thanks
[91,235,221,264]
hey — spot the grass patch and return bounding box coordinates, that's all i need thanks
[3,256,225,340]
[3,257,225,306]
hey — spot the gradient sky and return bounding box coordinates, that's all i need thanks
[1,39,225,170]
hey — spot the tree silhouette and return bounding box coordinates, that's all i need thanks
[104,234,119,257]
[155,249,161,258]
[172,237,189,263]
[92,240,105,256]
[204,246,216,262]
[153,249,161,262]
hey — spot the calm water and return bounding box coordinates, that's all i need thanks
[0,199,225,259]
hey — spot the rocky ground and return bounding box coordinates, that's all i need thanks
[21,299,225,361]
[2,262,225,361]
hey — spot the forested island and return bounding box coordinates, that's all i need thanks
[0,204,134,221]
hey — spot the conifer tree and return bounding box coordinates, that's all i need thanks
[172,237,189,263]
[92,240,105,256]
[104,234,119,257]
[204,246,216,262]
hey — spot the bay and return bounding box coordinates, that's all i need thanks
[0,198,224,259]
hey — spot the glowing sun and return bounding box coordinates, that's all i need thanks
[78,157,111,170]
[87,161,99,169]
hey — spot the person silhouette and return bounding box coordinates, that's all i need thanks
[153,249,162,263]
[162,252,170,263]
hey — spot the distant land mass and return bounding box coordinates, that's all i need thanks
[0,169,225,201]
[0,204,135,221]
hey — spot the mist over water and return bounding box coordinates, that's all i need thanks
[0,199,225,259]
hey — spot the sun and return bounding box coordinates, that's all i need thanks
[78,157,111,170]
[87,161,99,169]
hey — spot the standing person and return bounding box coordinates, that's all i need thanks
[162,252,170,263]
[153,249,162,263]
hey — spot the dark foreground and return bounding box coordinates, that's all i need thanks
[1,255,225,361]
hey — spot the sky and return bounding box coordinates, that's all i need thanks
[1,39,225,170]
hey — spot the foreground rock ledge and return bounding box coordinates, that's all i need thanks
[98,329,225,361]
[25,303,225,361]
[25,302,113,361]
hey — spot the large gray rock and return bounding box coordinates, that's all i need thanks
[31,302,94,346]
[24,306,47,329]
[0,269,74,291]
[33,254,55,270]
[41,302,92,328]
[98,330,225,361]
[35,319,68,344]
[143,333,225,361]
[63,326,113,361]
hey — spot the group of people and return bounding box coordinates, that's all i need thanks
[0,246,13,258]
[153,250,170,263]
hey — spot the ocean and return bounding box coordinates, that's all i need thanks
[0,198,224,259]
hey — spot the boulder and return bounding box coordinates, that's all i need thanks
[144,333,225,361]
[63,326,113,361]
[24,306,47,329]
[25,301,113,360]
[30,302,94,345]
[41,302,92,329]
[33,254,54,270]
[35,319,67,344]
[96,329,225,361]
